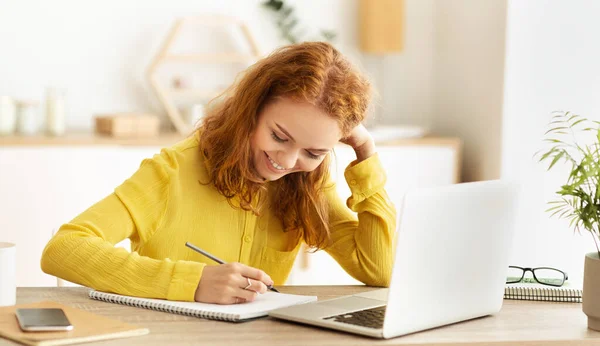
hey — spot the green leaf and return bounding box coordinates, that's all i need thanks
[263,0,284,10]
[571,119,586,127]
[545,127,569,135]
[545,204,565,212]
[321,30,336,42]
[550,207,567,218]
[281,7,292,17]
[559,209,574,219]
[568,114,580,123]
[538,149,557,162]
[548,151,565,170]
[282,18,298,31]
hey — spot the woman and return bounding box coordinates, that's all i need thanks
[41,42,396,305]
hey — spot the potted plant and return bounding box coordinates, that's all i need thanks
[538,111,600,330]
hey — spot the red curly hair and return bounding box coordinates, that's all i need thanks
[198,41,371,249]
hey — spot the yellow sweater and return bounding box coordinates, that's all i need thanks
[41,133,396,302]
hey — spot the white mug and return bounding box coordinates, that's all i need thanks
[0,242,16,306]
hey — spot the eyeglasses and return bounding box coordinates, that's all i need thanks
[506,266,568,287]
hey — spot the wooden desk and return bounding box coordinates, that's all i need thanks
[3,286,597,346]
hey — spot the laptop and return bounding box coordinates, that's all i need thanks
[269,180,519,339]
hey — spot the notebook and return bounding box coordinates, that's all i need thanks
[504,283,582,303]
[0,301,148,346]
[89,289,317,322]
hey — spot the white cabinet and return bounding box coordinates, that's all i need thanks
[0,146,158,287]
[0,137,460,287]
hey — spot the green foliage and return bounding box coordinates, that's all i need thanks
[538,111,600,256]
[262,0,337,44]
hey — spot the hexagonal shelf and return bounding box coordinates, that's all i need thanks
[147,16,261,134]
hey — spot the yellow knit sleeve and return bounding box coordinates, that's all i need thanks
[41,149,204,301]
[323,153,396,287]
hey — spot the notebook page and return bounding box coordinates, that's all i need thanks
[91,291,317,320]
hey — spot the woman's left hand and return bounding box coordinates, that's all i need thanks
[341,123,376,162]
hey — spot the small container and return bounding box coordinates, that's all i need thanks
[16,100,40,136]
[0,96,16,136]
[46,87,66,136]
[94,113,160,138]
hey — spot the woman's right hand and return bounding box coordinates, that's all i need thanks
[194,262,274,304]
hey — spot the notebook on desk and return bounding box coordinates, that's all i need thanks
[89,289,317,322]
[504,283,582,303]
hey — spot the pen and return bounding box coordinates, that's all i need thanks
[185,241,280,293]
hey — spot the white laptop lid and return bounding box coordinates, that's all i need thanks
[383,180,519,338]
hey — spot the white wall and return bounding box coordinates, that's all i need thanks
[0,0,435,131]
[502,0,600,284]
[369,0,436,127]
[0,0,355,130]
[431,0,507,182]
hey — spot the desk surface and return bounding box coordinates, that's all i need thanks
[3,286,599,346]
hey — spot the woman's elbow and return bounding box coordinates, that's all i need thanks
[40,234,60,276]
[366,268,392,287]
[40,228,74,277]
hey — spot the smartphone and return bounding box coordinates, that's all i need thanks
[15,308,74,332]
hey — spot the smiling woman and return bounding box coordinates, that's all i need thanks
[41,42,396,307]
[251,99,340,180]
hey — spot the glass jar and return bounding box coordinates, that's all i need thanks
[0,96,16,136]
[46,87,66,136]
[17,100,39,136]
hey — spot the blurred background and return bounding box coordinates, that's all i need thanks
[1,0,598,288]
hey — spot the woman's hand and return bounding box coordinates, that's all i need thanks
[194,263,274,304]
[340,123,376,162]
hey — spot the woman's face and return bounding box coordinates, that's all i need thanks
[250,97,342,181]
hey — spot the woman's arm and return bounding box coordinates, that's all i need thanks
[41,150,204,301]
[323,124,396,286]
[322,153,396,287]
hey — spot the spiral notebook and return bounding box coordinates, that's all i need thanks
[89,290,317,322]
[504,283,582,303]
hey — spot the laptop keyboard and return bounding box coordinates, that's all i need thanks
[323,305,387,329]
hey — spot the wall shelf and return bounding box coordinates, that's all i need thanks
[0,132,461,151]
[147,16,261,135]
[0,132,187,147]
